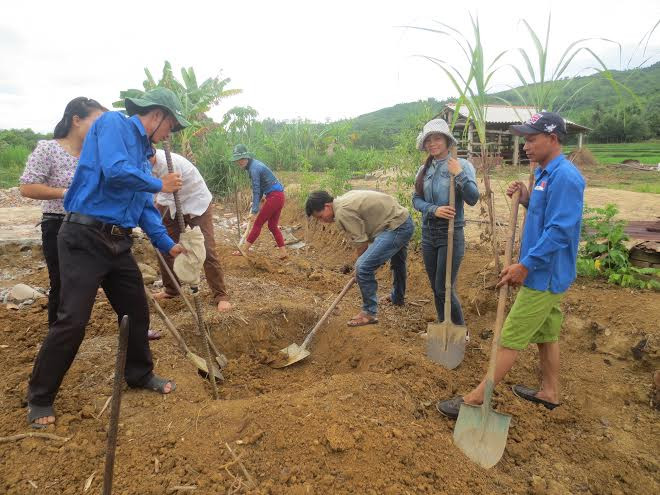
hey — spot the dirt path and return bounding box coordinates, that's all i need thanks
[0,199,658,494]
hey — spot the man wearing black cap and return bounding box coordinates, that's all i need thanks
[437,112,585,418]
[27,88,190,428]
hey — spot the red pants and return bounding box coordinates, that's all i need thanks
[247,191,285,247]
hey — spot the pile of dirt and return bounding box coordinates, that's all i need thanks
[568,147,599,170]
[0,199,658,494]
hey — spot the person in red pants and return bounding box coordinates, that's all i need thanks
[231,144,287,259]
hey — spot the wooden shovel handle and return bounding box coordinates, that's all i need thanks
[485,191,521,385]
[145,287,190,354]
[443,146,457,319]
[301,277,356,349]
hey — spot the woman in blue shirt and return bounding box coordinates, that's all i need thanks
[412,119,480,327]
[231,144,287,259]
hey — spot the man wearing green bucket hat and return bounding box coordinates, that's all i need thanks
[26,88,189,428]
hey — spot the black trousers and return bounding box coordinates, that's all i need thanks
[41,215,64,325]
[28,221,153,406]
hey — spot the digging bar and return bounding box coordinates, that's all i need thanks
[163,141,218,400]
[426,146,467,369]
[102,315,129,495]
[272,277,355,368]
[453,190,521,469]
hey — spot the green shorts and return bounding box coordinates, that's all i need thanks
[500,286,564,350]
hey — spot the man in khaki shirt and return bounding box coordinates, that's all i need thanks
[306,190,414,326]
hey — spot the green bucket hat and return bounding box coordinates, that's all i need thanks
[124,87,191,132]
[231,144,253,161]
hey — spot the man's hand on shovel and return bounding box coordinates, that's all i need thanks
[496,263,528,288]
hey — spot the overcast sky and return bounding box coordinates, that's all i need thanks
[1,0,658,133]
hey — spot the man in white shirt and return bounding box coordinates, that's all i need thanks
[150,149,232,312]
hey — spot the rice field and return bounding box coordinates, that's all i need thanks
[566,141,660,165]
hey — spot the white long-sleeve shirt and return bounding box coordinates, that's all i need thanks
[152,149,212,218]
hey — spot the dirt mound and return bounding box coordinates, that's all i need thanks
[0,200,659,494]
[568,147,599,170]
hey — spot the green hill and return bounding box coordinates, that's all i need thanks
[350,62,660,148]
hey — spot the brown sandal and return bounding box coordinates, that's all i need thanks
[347,312,379,327]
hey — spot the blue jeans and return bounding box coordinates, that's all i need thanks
[355,216,414,316]
[421,226,465,325]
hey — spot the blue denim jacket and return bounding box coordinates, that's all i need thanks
[246,159,284,214]
[412,157,480,229]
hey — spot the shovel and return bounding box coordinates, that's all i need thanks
[272,277,355,368]
[453,190,521,469]
[145,288,223,381]
[426,148,467,369]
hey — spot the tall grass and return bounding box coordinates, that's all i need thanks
[0,145,29,188]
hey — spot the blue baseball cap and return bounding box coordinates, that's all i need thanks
[510,112,567,139]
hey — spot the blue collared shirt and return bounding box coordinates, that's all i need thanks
[64,112,175,253]
[246,159,284,214]
[519,154,585,294]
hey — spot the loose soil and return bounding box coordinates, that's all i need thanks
[0,196,658,495]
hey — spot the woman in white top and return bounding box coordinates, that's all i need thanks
[19,97,106,324]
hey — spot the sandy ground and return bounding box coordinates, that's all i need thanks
[0,190,658,494]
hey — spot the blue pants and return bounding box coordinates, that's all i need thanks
[355,216,414,316]
[421,227,465,325]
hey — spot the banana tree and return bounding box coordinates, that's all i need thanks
[113,61,241,158]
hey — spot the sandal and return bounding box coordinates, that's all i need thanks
[347,313,379,327]
[147,329,162,340]
[138,375,177,394]
[231,250,243,257]
[27,403,55,429]
[512,384,560,410]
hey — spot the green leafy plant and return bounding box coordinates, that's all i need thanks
[579,203,659,290]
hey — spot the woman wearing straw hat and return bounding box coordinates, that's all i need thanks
[231,144,288,259]
[412,118,479,330]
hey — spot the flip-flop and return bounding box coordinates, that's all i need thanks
[27,403,55,429]
[347,315,379,327]
[512,384,560,410]
[138,375,177,394]
[436,396,464,419]
[147,329,162,340]
[231,250,244,257]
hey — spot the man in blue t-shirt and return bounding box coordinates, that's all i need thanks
[437,112,585,418]
[27,88,190,428]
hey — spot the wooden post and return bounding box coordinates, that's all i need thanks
[513,135,520,169]
[577,132,583,149]
[467,125,474,156]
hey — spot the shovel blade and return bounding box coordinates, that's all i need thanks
[271,343,311,368]
[453,403,511,469]
[426,322,467,369]
[188,351,224,381]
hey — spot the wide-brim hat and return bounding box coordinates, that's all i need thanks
[416,118,458,151]
[231,144,253,161]
[125,87,190,133]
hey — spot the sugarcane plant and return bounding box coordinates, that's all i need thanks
[406,14,507,273]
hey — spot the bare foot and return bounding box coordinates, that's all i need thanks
[152,291,176,300]
[33,415,55,426]
[217,300,233,312]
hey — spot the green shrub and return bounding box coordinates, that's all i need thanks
[578,203,659,290]
[0,145,30,188]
